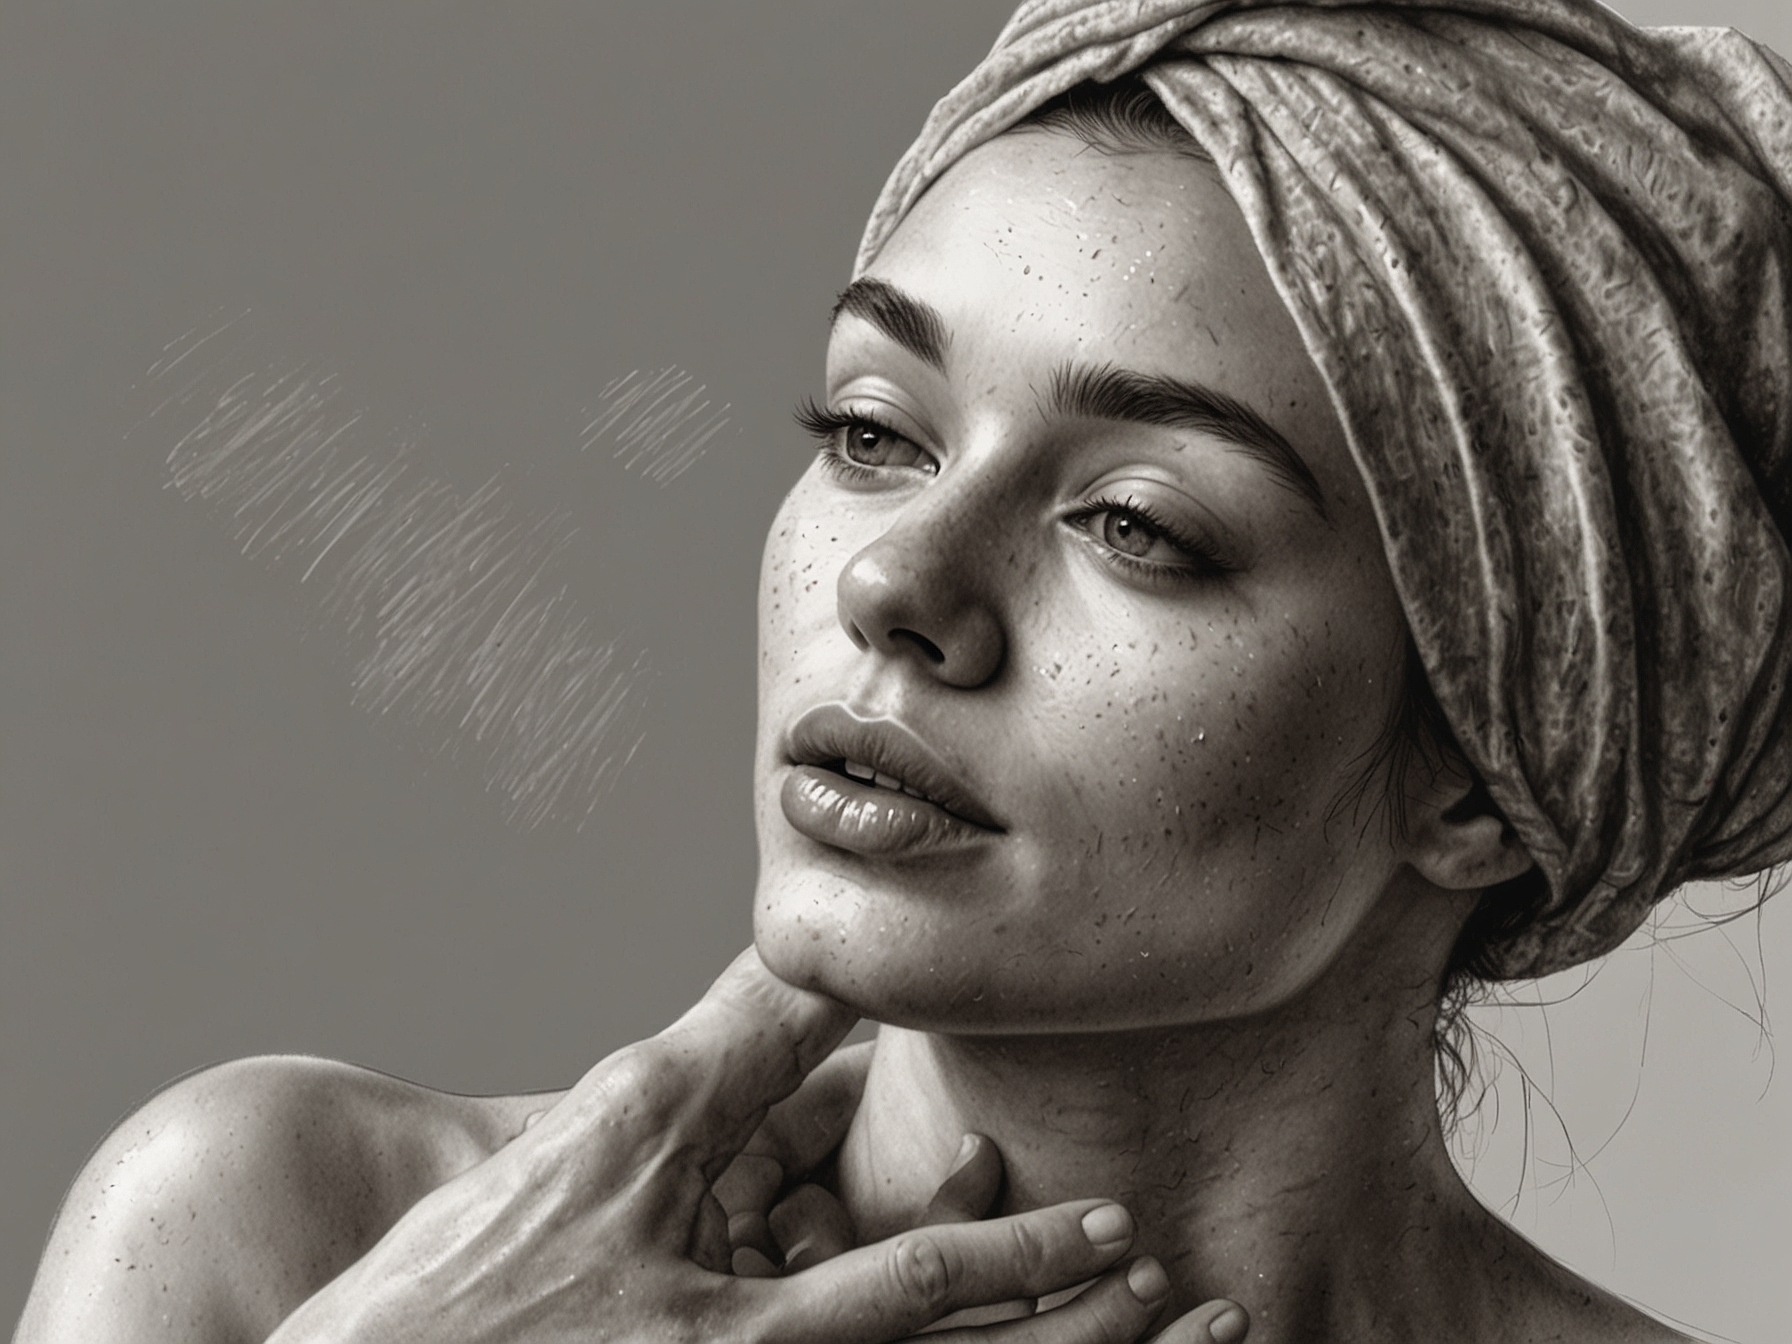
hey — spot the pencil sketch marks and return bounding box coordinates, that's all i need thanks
[580,367,731,484]
[146,315,645,830]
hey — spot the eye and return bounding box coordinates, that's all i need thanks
[1094,508,1165,559]
[795,398,939,479]
[1068,494,1232,580]
[839,419,934,471]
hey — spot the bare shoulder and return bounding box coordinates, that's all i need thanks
[16,1054,565,1344]
[1526,1277,1705,1344]
[1476,1211,1707,1344]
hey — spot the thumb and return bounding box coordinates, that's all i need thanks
[738,1198,1140,1343]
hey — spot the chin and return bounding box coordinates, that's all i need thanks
[752,887,979,1028]
[755,939,1026,1033]
[752,878,1219,1037]
[749,830,1018,1027]
[754,905,1029,1033]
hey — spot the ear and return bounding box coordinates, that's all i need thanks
[1401,759,1535,892]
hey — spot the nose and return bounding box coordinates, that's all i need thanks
[836,508,1006,688]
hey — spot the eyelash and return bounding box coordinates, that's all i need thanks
[1067,493,1232,582]
[794,398,931,483]
[793,399,1231,581]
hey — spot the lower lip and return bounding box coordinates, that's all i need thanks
[779,766,996,856]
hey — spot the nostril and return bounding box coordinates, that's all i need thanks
[892,629,946,665]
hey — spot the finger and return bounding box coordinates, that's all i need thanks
[910,1146,1025,1340]
[551,947,855,1175]
[914,1260,1170,1344]
[921,1133,1003,1225]
[1146,1299,1249,1344]
[714,1152,786,1219]
[733,1245,782,1278]
[657,947,858,1166]
[908,1135,1023,1325]
[770,1182,858,1272]
[740,1039,875,1175]
[729,1209,781,1264]
[915,1298,1036,1333]
[689,1190,732,1274]
[738,1198,1139,1344]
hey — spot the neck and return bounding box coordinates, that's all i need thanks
[835,962,1508,1338]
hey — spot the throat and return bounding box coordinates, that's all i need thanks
[833,1019,1476,1328]
[836,1026,1184,1239]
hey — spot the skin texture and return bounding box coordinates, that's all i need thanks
[753,130,1693,1341]
[16,953,1251,1343]
[14,1057,537,1342]
[755,131,1508,1033]
[15,125,1697,1344]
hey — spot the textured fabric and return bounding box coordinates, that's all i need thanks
[855,0,1792,979]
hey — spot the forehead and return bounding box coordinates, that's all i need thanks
[861,131,1285,362]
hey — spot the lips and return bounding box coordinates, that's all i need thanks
[781,704,1003,854]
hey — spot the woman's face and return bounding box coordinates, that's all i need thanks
[753,129,1414,1033]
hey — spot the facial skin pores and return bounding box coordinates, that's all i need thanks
[746,127,1555,1335]
[751,129,1493,1036]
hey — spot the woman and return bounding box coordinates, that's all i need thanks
[17,0,1792,1338]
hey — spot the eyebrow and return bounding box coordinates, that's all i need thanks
[830,278,948,372]
[1047,361,1328,518]
[828,278,1326,518]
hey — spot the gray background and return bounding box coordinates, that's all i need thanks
[2,2,1786,1338]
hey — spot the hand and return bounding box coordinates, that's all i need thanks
[709,1038,875,1276]
[264,949,1191,1344]
[716,1097,1252,1344]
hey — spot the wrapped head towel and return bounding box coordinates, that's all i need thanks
[856,0,1792,978]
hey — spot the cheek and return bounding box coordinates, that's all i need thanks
[753,484,1409,1029]
[758,484,857,702]
[1026,604,1374,839]
[1004,606,1400,1003]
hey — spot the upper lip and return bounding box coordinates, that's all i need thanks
[785,703,1004,831]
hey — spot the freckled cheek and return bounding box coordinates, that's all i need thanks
[761,498,864,652]
[1058,647,1362,863]
[765,525,918,767]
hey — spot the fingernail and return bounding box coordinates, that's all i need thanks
[1080,1202,1133,1248]
[1126,1256,1170,1304]
[781,1236,818,1273]
[1209,1304,1250,1343]
[947,1133,979,1177]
